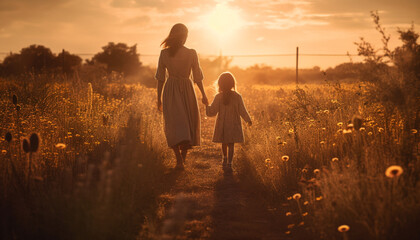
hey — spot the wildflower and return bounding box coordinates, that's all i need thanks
[55,143,67,149]
[385,165,403,178]
[288,129,294,134]
[332,157,339,162]
[287,196,292,200]
[347,123,354,129]
[287,224,295,229]
[302,169,308,173]
[285,231,291,234]
[337,129,343,134]
[359,127,366,131]
[337,225,350,232]
[337,122,343,127]
[322,127,326,131]
[323,110,329,114]
[320,141,326,145]
[265,158,271,164]
[293,193,301,200]
[286,212,292,216]
[29,133,40,152]
[316,196,323,201]
[410,129,418,134]
[368,132,373,136]
[302,212,308,216]
[303,201,309,205]
[282,155,289,162]
[276,136,281,140]
[298,221,304,226]
[1,150,6,154]
[5,132,12,143]
[314,169,320,174]
[343,129,352,134]
[378,127,384,133]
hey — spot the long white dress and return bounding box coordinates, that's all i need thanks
[155,46,203,148]
[206,91,252,143]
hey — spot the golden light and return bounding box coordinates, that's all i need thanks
[201,3,244,43]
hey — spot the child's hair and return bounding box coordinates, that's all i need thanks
[161,23,188,57]
[216,72,236,105]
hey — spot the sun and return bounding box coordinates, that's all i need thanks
[202,3,244,43]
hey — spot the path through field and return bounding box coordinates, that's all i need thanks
[155,111,287,240]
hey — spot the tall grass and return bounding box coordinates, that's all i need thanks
[237,82,419,240]
[0,74,169,239]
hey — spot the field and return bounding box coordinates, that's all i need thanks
[1,69,419,240]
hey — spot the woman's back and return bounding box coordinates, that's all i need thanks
[157,46,203,82]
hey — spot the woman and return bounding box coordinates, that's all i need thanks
[155,23,208,169]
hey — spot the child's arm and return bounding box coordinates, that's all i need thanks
[206,95,220,117]
[238,95,252,125]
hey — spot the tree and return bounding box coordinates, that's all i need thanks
[0,45,82,75]
[355,11,419,164]
[92,42,141,75]
[56,50,82,74]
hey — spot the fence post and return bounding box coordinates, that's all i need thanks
[62,49,65,74]
[296,46,299,86]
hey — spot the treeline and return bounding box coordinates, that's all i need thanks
[0,42,381,86]
[0,42,141,76]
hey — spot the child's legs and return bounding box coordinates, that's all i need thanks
[221,143,228,157]
[227,143,234,164]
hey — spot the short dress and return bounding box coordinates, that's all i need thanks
[155,47,204,148]
[206,91,252,143]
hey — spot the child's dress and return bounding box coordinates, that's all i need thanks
[206,91,251,143]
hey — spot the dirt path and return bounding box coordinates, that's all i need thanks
[155,116,288,240]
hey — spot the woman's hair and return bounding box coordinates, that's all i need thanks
[217,72,236,105]
[161,23,188,57]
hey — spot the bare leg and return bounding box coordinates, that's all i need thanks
[181,148,188,164]
[222,143,228,166]
[172,146,183,169]
[227,143,235,166]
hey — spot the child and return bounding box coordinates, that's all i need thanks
[206,72,252,170]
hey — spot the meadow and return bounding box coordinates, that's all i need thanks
[1,20,419,240]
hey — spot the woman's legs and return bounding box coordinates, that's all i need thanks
[172,146,183,169]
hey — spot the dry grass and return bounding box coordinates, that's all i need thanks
[0,75,169,239]
[237,82,420,240]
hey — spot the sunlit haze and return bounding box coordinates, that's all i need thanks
[0,0,419,68]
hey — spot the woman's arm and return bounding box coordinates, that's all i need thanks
[191,49,208,105]
[157,81,164,111]
[155,51,166,111]
[196,81,208,105]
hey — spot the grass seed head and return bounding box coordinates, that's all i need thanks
[22,139,30,153]
[12,94,18,105]
[5,132,12,143]
[29,133,40,152]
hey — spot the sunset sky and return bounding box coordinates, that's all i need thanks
[0,0,419,68]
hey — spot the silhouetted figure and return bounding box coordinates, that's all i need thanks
[206,72,252,170]
[155,23,209,169]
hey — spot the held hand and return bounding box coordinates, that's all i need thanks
[157,101,163,112]
[202,96,209,106]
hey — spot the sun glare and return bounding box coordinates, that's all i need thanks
[202,3,244,42]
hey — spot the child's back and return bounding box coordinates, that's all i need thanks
[206,91,251,143]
